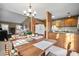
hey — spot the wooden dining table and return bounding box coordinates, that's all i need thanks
[12,36,57,56]
[12,38,46,56]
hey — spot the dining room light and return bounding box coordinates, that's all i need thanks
[23,3,36,17]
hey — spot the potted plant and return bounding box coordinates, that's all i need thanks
[26,31,32,38]
[26,31,33,42]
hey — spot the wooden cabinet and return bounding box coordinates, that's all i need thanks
[56,33,66,48]
[48,32,66,48]
[48,32,57,40]
[74,34,79,52]
[55,20,64,27]
[64,17,77,27]
[53,16,77,27]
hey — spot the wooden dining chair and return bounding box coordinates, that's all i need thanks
[66,42,72,56]
[4,38,11,56]
[18,52,23,56]
[40,51,45,56]
[5,44,10,56]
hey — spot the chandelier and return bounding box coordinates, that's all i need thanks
[23,3,36,17]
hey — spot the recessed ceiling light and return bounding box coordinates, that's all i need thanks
[67,12,71,17]
[23,11,27,14]
[68,15,71,17]
[52,16,55,18]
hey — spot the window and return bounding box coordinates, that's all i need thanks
[1,24,9,31]
[16,25,22,34]
[16,25,22,30]
[35,24,45,34]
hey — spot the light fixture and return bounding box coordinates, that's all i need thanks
[23,3,36,17]
[67,12,71,17]
[52,15,55,18]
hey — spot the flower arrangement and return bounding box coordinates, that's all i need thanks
[26,31,32,35]
[26,31,32,38]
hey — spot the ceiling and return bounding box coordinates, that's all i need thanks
[0,3,79,23]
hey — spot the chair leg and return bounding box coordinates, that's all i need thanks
[40,51,45,56]
[66,50,72,56]
[5,43,10,56]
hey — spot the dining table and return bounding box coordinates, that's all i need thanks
[12,36,56,56]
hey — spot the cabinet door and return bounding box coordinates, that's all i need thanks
[56,33,66,48]
[64,17,77,27]
[74,34,79,53]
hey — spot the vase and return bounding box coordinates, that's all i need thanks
[27,35,32,38]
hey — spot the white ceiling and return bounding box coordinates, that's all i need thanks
[0,3,79,23]
[0,8,25,23]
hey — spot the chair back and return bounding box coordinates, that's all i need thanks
[66,42,72,56]
[5,44,10,56]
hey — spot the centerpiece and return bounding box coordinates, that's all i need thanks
[26,31,33,42]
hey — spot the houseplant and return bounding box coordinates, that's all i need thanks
[26,31,33,42]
